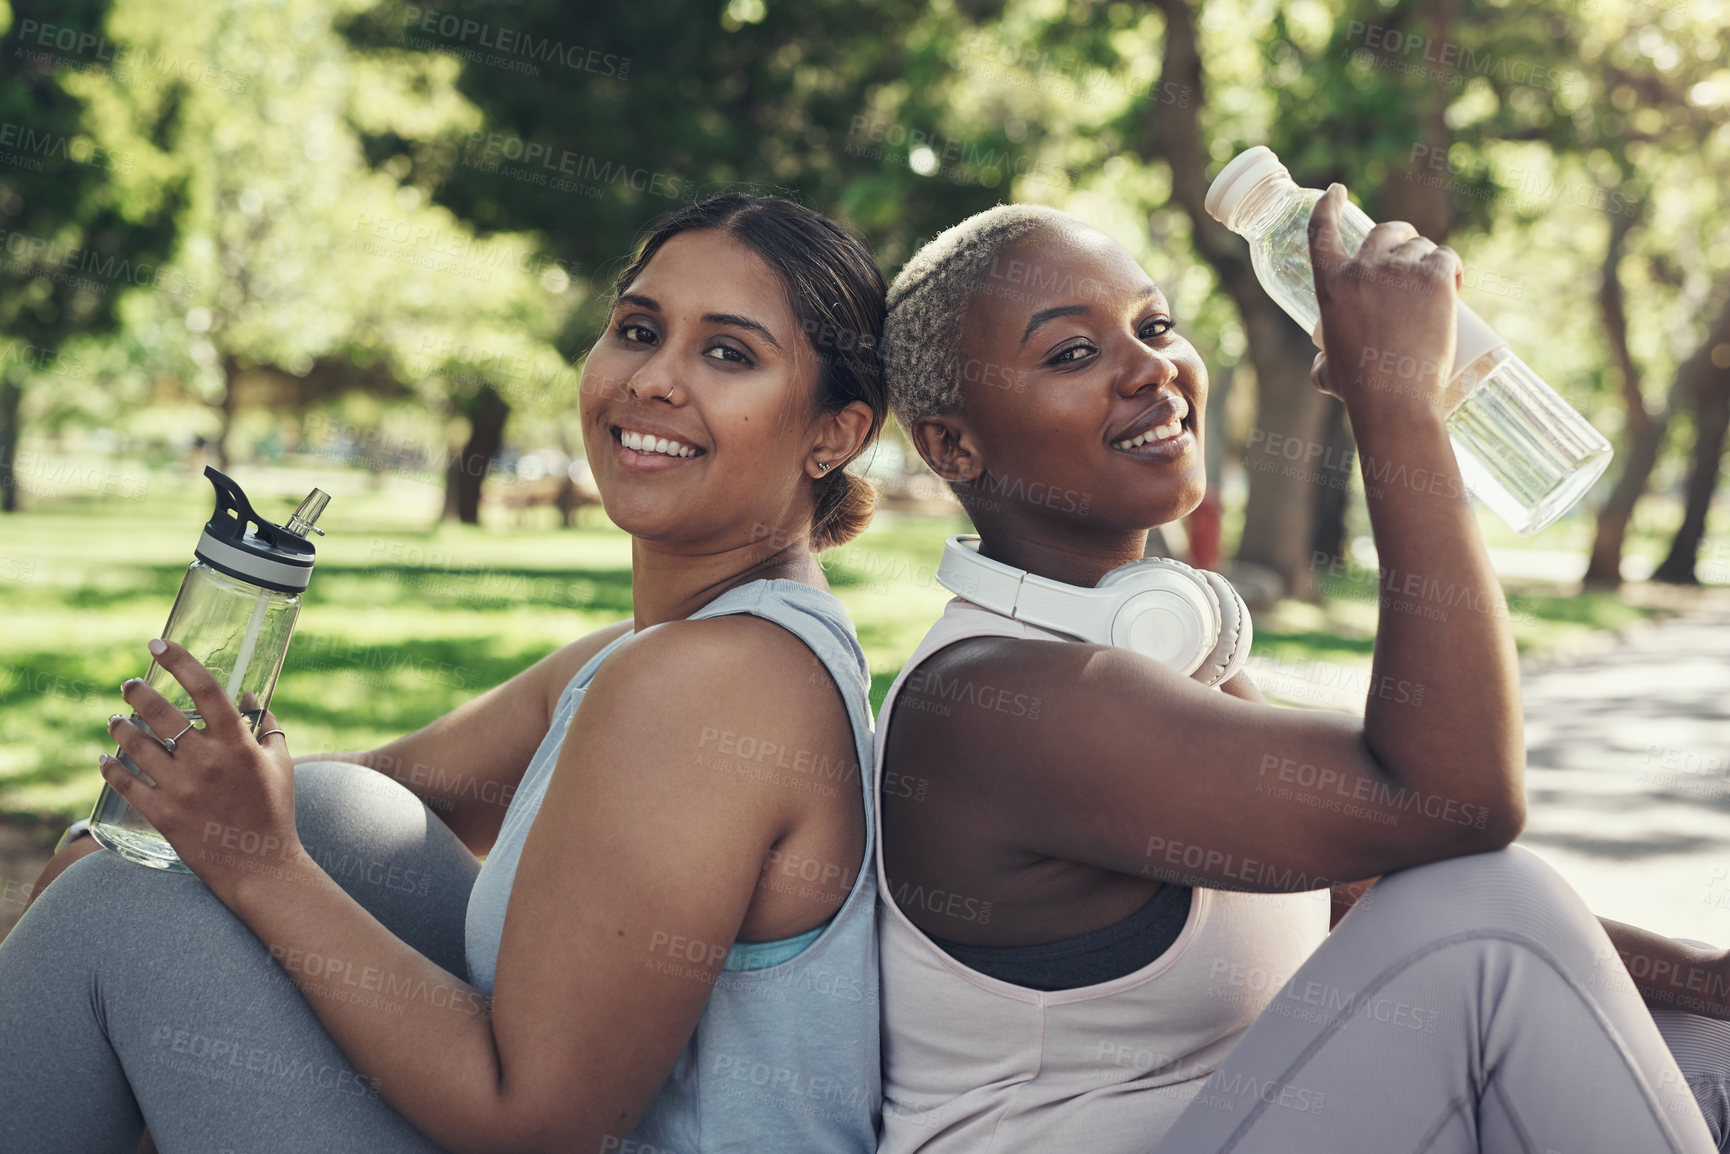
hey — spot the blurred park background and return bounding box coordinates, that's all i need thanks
[2,0,1729,937]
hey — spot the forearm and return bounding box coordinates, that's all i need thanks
[1348,399,1524,835]
[1600,917,1730,1020]
[217,850,516,1151]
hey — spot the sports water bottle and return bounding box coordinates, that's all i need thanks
[1205,145,1612,535]
[88,467,329,871]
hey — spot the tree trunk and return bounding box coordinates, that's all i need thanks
[1235,322,1330,598]
[1309,399,1355,569]
[1583,206,1658,587]
[1363,0,1464,242]
[1183,360,1233,570]
[555,423,580,529]
[215,354,241,472]
[1145,0,1329,598]
[443,384,510,525]
[0,375,22,513]
[1587,390,1679,586]
[1652,339,1730,584]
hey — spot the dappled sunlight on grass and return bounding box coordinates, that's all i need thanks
[0,476,1671,821]
[1,491,963,821]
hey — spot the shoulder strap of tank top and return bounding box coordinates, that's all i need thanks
[688,579,871,696]
[568,580,869,690]
[566,579,874,809]
[568,628,635,695]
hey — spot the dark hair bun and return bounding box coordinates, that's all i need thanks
[813,471,877,552]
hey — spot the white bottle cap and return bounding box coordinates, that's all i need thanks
[1205,146,1290,229]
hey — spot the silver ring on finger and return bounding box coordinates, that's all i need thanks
[160,719,196,753]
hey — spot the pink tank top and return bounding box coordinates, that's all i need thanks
[874,597,1330,1153]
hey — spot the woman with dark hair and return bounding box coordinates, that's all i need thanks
[0,193,889,1153]
[870,188,1729,1152]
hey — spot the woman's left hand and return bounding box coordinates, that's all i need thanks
[100,638,303,900]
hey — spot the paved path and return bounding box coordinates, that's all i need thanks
[1518,598,1730,945]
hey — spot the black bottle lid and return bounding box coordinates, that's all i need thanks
[192,467,329,593]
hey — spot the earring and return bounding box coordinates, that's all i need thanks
[817,462,831,472]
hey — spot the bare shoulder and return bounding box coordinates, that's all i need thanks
[886,633,1109,776]
[548,618,637,676]
[535,619,636,713]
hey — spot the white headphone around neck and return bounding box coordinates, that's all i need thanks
[934,535,1252,688]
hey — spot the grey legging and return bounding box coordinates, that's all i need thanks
[0,760,477,1153]
[3,762,1730,1153]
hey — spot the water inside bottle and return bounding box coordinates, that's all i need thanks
[88,707,265,872]
[1445,348,1614,535]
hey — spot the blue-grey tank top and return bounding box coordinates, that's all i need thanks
[464,578,881,1152]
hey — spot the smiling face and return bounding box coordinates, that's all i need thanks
[922,222,1208,540]
[579,229,827,547]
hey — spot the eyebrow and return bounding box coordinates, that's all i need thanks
[703,312,782,351]
[1019,285,1165,347]
[1021,304,1091,346]
[614,293,782,352]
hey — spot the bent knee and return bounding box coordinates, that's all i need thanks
[1383,843,1564,893]
[18,846,214,939]
[24,834,104,912]
[1372,844,1595,935]
[294,759,442,837]
[292,761,474,879]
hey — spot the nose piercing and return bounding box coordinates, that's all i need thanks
[662,387,674,401]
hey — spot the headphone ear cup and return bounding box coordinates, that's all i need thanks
[1191,570,1252,688]
[1096,556,1222,676]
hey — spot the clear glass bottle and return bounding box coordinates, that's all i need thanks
[89,468,329,871]
[1205,145,1613,535]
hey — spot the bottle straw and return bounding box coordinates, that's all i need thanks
[226,588,270,728]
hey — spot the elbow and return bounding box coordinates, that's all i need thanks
[1460,784,1526,854]
[1397,787,1525,866]
[1476,795,1526,852]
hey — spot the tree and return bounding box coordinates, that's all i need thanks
[341,0,964,343]
[0,0,181,511]
[1139,0,1329,598]
[1564,11,1730,585]
[1651,307,1730,583]
[64,0,575,520]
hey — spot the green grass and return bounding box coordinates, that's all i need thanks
[0,458,1672,825]
[0,462,959,823]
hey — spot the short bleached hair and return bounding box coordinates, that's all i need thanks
[883,203,1080,431]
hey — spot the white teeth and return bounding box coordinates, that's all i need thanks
[620,428,698,458]
[1113,420,1184,450]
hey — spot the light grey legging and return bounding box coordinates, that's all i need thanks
[1152,844,1730,1153]
[3,761,1730,1152]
